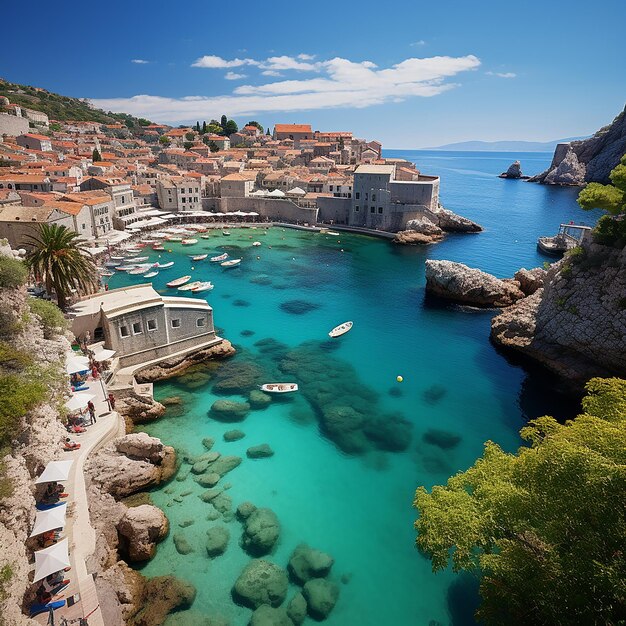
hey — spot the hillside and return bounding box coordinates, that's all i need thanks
[422,137,588,152]
[0,79,152,127]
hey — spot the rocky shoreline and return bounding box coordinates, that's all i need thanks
[393,206,482,245]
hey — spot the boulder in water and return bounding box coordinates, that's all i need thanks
[287,592,308,625]
[232,559,288,609]
[423,428,462,450]
[280,299,320,315]
[173,532,194,555]
[246,444,274,459]
[209,400,251,422]
[241,507,280,556]
[195,472,221,488]
[288,543,334,584]
[303,578,339,620]
[224,429,246,442]
[117,504,169,562]
[499,160,529,179]
[249,605,293,626]
[249,389,272,409]
[205,526,230,557]
[237,501,257,520]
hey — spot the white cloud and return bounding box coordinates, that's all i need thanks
[410,40,427,47]
[486,71,516,78]
[191,55,259,68]
[131,59,149,64]
[225,72,247,80]
[94,54,481,123]
[262,55,320,71]
[297,53,315,60]
[261,70,283,77]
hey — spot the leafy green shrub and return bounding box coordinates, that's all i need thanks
[0,374,46,448]
[0,562,13,602]
[0,256,27,289]
[591,215,626,248]
[28,298,67,338]
[0,304,22,339]
[0,343,32,371]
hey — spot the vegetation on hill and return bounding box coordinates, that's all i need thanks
[414,377,626,625]
[0,79,152,127]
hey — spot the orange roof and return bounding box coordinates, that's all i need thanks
[62,191,110,206]
[21,133,51,141]
[274,124,312,134]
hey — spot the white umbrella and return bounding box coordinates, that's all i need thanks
[35,460,74,484]
[92,348,116,361]
[33,538,70,583]
[66,357,90,375]
[30,503,67,537]
[64,393,94,412]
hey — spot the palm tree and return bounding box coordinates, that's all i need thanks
[24,224,98,310]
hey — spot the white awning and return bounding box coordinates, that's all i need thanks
[268,189,286,197]
[287,187,306,195]
[92,348,116,361]
[30,503,68,537]
[35,460,74,484]
[64,392,94,412]
[66,356,90,375]
[33,538,70,583]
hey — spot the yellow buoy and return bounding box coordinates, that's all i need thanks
[168,249,172,253]
[396,375,403,383]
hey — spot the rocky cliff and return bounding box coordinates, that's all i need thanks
[491,239,626,388]
[530,105,626,185]
[394,206,482,245]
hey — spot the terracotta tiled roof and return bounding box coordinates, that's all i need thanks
[274,124,312,134]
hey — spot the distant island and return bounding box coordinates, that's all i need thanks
[421,137,588,152]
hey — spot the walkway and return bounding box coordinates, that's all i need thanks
[33,370,124,626]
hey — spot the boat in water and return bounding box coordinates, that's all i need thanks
[191,254,208,261]
[115,265,137,272]
[157,261,174,269]
[178,281,202,291]
[99,270,114,277]
[537,223,592,256]
[210,253,228,262]
[222,231,231,236]
[168,236,182,242]
[130,256,149,262]
[252,241,261,247]
[200,234,211,239]
[143,271,159,278]
[329,321,353,338]
[260,383,299,393]
[181,238,198,245]
[128,264,155,275]
[191,281,214,293]
[166,275,191,288]
[152,245,165,251]
[327,231,340,236]
[221,258,242,268]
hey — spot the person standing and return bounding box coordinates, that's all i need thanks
[108,393,116,411]
[87,400,96,424]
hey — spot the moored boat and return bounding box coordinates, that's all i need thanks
[128,264,154,275]
[210,253,228,262]
[191,281,214,292]
[329,321,353,338]
[115,265,137,272]
[143,271,159,278]
[178,281,202,291]
[260,383,299,393]
[327,231,340,236]
[166,275,191,288]
[168,236,182,242]
[537,224,592,257]
[157,261,174,269]
[200,234,211,239]
[221,258,242,268]
[181,238,198,245]
[99,270,114,277]
[191,254,208,261]
[222,231,231,236]
[252,241,261,247]
[152,245,165,251]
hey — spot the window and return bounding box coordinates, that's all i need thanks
[378,207,383,214]
[372,194,376,201]
[82,223,86,229]
[171,318,181,328]
[196,317,206,327]
[147,319,157,331]
[370,206,375,213]
[120,325,130,338]
[132,321,142,335]
[182,197,186,203]
[365,192,368,200]
[355,192,360,199]
[354,205,359,212]
[329,185,333,191]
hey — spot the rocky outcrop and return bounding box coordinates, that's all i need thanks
[232,559,288,609]
[499,160,529,179]
[86,433,176,498]
[115,391,165,425]
[117,504,169,562]
[134,339,235,383]
[491,240,626,387]
[425,260,526,307]
[302,578,340,620]
[514,267,547,296]
[394,207,482,245]
[288,544,334,584]
[530,105,626,185]
[241,507,280,556]
[246,444,274,459]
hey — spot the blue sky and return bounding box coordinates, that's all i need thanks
[1,0,624,147]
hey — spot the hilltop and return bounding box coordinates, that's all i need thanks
[0,79,152,127]
[422,137,588,152]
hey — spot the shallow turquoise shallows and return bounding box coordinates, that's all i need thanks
[107,151,598,625]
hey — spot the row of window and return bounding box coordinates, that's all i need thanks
[354,192,376,201]
[354,206,384,214]
[119,317,206,338]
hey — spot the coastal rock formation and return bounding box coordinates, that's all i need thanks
[530,104,626,185]
[209,399,251,421]
[232,559,289,609]
[130,576,196,626]
[224,429,246,442]
[435,207,483,233]
[491,239,626,387]
[425,260,526,307]
[246,443,274,458]
[288,544,334,584]
[303,578,340,620]
[499,160,528,179]
[115,390,165,425]
[514,267,547,295]
[249,605,293,626]
[287,592,308,625]
[135,339,235,382]
[394,207,482,245]
[117,504,169,561]
[241,507,280,556]
[86,433,176,498]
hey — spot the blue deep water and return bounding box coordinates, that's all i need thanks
[107,151,599,626]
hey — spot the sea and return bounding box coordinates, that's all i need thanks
[107,151,600,626]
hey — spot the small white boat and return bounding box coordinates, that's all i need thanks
[200,234,211,240]
[327,231,340,236]
[178,281,202,291]
[167,275,191,288]
[157,261,174,269]
[104,261,119,268]
[191,281,214,293]
[99,270,114,277]
[152,245,165,251]
[109,255,125,261]
[181,239,198,245]
[143,271,159,278]
[116,265,137,272]
[329,321,353,338]
[191,254,208,261]
[260,383,299,394]
[128,265,153,275]
[222,231,231,236]
[168,236,182,242]
[221,258,242,268]
[131,256,149,262]
[210,253,228,262]
[141,239,157,245]
[252,241,261,247]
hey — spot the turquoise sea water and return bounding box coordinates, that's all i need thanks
[107,151,598,625]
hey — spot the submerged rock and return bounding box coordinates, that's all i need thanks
[246,444,274,459]
[173,532,194,555]
[212,492,233,515]
[210,455,242,477]
[423,384,447,404]
[209,399,251,422]
[134,576,196,626]
[288,543,334,584]
[236,501,257,521]
[164,610,228,626]
[205,526,230,557]
[224,429,246,442]
[249,389,272,409]
[213,359,265,394]
[280,299,320,315]
[241,329,256,337]
[202,437,215,450]
[241,507,280,556]
[195,472,221,488]
[423,428,462,450]
[249,605,292,626]
[287,592,308,625]
[363,415,412,452]
[200,488,223,503]
[232,559,288,609]
[303,578,339,620]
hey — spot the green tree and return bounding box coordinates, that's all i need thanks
[158,135,171,146]
[220,114,228,130]
[185,132,195,141]
[49,122,62,132]
[224,119,238,136]
[246,121,263,133]
[92,148,102,162]
[137,118,151,127]
[267,127,271,136]
[195,121,200,132]
[414,377,626,625]
[23,224,98,310]
[202,121,207,134]
[207,123,224,135]
[183,141,194,151]
[208,141,220,153]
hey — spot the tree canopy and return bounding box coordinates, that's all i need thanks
[246,120,263,133]
[414,377,626,625]
[92,148,102,162]
[578,154,626,215]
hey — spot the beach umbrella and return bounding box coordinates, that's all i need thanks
[66,357,90,375]
[29,503,67,537]
[92,348,116,361]
[33,538,70,583]
[64,393,94,412]
[35,460,74,484]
